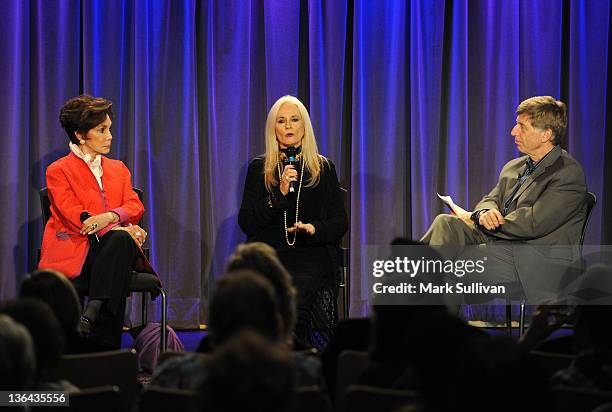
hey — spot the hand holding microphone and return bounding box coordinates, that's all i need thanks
[284,145,299,193]
[280,164,298,196]
[80,212,100,245]
[280,145,299,196]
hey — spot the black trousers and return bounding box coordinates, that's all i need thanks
[73,230,138,348]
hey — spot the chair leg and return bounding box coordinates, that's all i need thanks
[505,294,512,338]
[159,288,167,353]
[342,266,349,318]
[519,300,526,337]
[141,292,148,325]
[505,304,512,338]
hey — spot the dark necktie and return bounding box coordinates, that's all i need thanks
[502,159,537,216]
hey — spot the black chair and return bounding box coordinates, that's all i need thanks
[139,386,198,412]
[339,187,350,319]
[343,385,422,412]
[594,402,612,412]
[39,187,168,351]
[506,191,597,337]
[553,385,612,412]
[68,385,121,412]
[156,350,187,368]
[528,350,574,378]
[335,350,370,407]
[155,351,210,371]
[291,386,332,412]
[52,350,137,411]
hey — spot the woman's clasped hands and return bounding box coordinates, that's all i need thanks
[113,224,148,247]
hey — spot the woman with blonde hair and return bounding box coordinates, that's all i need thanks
[239,95,347,350]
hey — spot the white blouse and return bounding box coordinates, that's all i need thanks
[69,143,103,189]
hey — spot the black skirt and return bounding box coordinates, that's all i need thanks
[277,246,338,350]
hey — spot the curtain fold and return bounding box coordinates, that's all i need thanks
[1,0,81,301]
[351,0,410,316]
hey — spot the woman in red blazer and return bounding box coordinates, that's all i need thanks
[39,95,148,348]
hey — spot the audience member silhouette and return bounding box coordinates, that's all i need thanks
[208,269,281,344]
[221,243,324,386]
[0,298,76,390]
[225,242,297,344]
[352,237,551,411]
[385,311,549,411]
[550,265,612,390]
[198,330,295,412]
[19,269,112,353]
[197,242,297,352]
[0,314,36,390]
[152,269,281,389]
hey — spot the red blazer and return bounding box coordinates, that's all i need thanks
[39,152,145,278]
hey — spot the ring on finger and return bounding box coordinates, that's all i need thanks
[91,223,98,229]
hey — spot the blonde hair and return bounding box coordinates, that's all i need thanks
[263,95,327,192]
[516,96,567,145]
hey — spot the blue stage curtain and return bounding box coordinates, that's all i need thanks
[1,0,610,324]
[0,0,81,304]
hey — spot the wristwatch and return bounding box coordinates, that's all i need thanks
[470,209,488,226]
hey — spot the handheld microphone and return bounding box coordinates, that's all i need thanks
[285,145,299,193]
[80,212,99,246]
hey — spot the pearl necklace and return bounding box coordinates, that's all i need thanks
[277,158,305,246]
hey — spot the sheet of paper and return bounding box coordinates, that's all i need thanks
[436,192,468,216]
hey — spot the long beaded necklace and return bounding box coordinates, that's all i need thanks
[277,155,305,246]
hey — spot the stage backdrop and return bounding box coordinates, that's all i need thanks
[1,0,610,325]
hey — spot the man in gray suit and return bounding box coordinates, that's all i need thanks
[421,96,587,303]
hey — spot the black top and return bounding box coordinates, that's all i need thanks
[238,155,347,251]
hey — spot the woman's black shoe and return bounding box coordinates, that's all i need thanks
[79,315,94,337]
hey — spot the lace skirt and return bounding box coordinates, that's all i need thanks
[277,246,338,351]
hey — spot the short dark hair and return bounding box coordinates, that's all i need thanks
[199,330,295,412]
[226,243,297,339]
[20,269,82,339]
[0,299,65,382]
[208,270,280,345]
[59,95,113,144]
[0,314,36,390]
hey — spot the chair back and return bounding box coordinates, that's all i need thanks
[132,187,145,226]
[335,350,370,406]
[68,385,121,412]
[40,188,52,226]
[594,401,612,412]
[344,385,422,412]
[553,385,612,412]
[291,386,332,412]
[580,191,597,248]
[156,350,192,369]
[52,349,138,411]
[139,386,198,412]
[528,350,574,378]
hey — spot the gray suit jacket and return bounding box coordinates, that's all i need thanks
[474,145,588,302]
